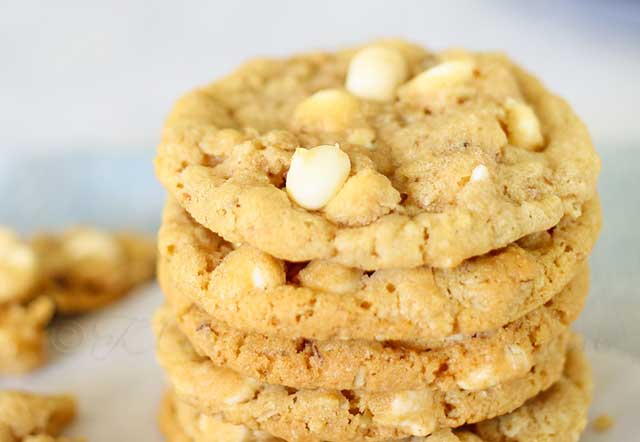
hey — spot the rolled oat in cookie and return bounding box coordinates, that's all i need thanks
[155,39,600,270]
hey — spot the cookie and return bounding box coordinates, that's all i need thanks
[32,227,156,314]
[162,267,588,391]
[155,39,600,270]
[154,307,570,442]
[159,390,281,442]
[0,390,76,441]
[0,227,39,305]
[158,338,590,442]
[158,196,600,341]
[0,296,54,374]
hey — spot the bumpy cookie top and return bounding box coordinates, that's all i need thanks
[156,39,599,269]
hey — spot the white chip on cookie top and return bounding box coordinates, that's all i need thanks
[251,267,268,290]
[503,97,544,150]
[286,144,351,210]
[398,59,475,102]
[346,46,408,102]
[290,89,361,133]
[470,164,490,182]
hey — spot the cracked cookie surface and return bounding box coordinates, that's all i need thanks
[155,39,600,270]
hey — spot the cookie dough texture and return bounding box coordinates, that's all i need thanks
[162,267,588,391]
[0,391,76,441]
[0,297,54,374]
[155,39,600,270]
[154,308,570,442]
[32,227,156,314]
[158,196,600,341]
[158,339,590,442]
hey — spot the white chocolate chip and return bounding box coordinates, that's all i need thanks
[346,46,408,102]
[373,391,436,436]
[63,229,123,262]
[456,365,499,391]
[251,267,267,290]
[400,59,475,98]
[503,98,544,150]
[286,144,351,210]
[470,164,490,182]
[291,89,361,133]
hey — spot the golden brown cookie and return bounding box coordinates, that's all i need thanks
[158,196,600,342]
[0,296,54,374]
[159,390,281,442]
[158,337,591,442]
[32,227,156,314]
[0,228,39,305]
[162,267,588,391]
[155,39,600,270]
[0,390,76,441]
[154,307,570,442]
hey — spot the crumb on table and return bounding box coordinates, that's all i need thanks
[592,413,615,432]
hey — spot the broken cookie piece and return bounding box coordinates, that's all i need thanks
[0,390,77,441]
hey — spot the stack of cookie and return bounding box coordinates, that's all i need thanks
[153,40,601,442]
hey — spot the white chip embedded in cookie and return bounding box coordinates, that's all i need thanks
[286,144,351,210]
[398,59,475,106]
[503,97,544,150]
[291,89,361,133]
[470,164,490,182]
[346,46,408,101]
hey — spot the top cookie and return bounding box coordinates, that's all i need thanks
[156,39,599,269]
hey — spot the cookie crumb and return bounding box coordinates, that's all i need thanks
[592,413,614,432]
